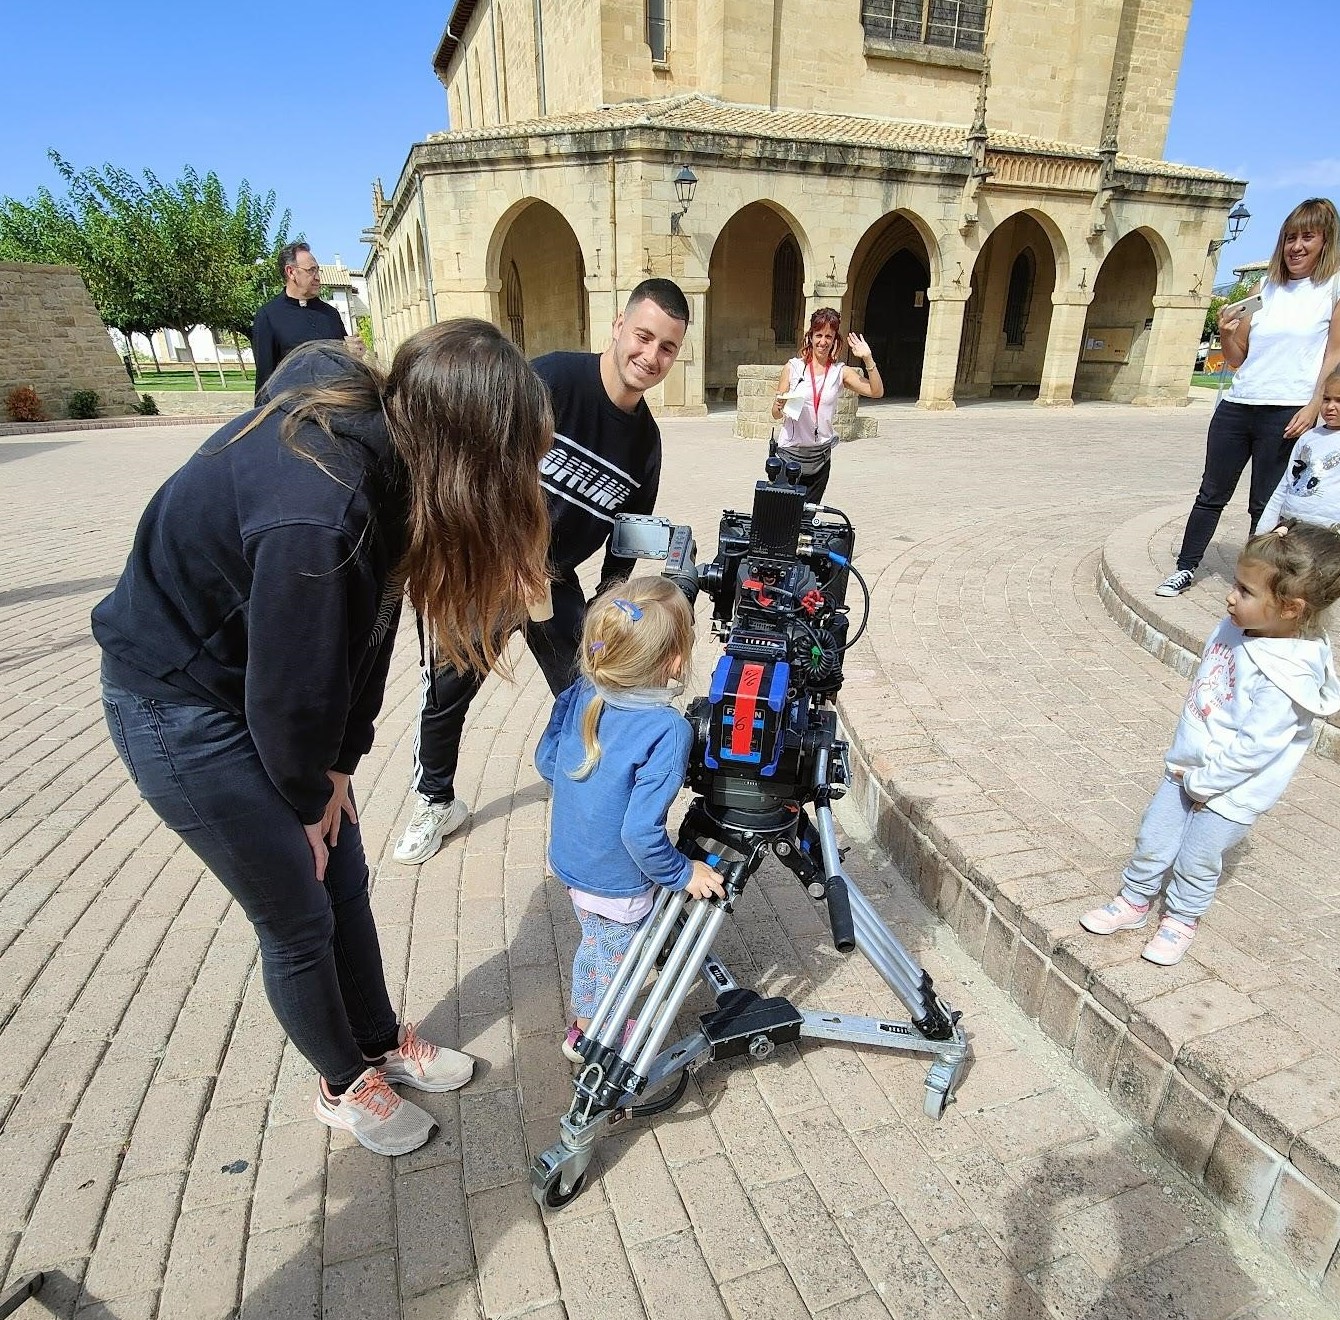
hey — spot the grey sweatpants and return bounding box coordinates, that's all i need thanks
[1119,774,1252,920]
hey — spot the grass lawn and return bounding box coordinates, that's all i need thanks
[134,369,253,393]
[1191,372,1235,390]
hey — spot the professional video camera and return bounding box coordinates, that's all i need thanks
[530,460,968,1211]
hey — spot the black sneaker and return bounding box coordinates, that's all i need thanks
[1155,570,1194,597]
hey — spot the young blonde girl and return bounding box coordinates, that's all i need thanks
[1084,520,1340,964]
[535,577,725,1058]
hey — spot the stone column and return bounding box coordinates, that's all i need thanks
[645,277,708,416]
[1134,295,1206,406]
[1035,293,1094,407]
[918,288,971,410]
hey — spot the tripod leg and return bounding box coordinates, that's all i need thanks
[585,886,679,1046]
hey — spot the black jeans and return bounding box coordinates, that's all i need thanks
[101,677,397,1088]
[1175,401,1296,572]
[413,570,586,804]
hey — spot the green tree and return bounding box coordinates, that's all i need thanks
[1,153,291,390]
[1204,280,1253,341]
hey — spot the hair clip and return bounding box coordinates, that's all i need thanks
[1275,525,1289,538]
[612,598,644,621]
[588,640,605,653]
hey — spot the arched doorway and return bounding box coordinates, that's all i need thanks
[706,203,807,402]
[847,213,934,399]
[1075,231,1159,402]
[492,200,587,357]
[956,212,1059,400]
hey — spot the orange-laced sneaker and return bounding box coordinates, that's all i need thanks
[313,1066,437,1156]
[377,1022,474,1093]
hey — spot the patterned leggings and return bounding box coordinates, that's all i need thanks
[571,904,646,1020]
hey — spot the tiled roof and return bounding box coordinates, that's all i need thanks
[424,93,1233,181]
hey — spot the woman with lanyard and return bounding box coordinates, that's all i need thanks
[770,307,883,502]
[1157,197,1340,596]
[92,323,554,1157]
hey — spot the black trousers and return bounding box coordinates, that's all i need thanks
[412,570,586,804]
[1175,401,1296,572]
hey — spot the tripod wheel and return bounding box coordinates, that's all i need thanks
[536,1168,587,1209]
[923,1085,951,1120]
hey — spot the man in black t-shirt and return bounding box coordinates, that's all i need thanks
[251,243,350,399]
[393,278,691,864]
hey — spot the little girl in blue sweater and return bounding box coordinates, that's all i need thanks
[536,577,725,1060]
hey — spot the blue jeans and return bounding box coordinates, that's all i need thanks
[101,677,398,1088]
[1120,774,1251,920]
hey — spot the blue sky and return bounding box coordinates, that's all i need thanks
[0,1,1335,277]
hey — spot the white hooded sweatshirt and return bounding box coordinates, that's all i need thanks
[1168,619,1340,825]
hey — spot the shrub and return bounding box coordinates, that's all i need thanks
[134,393,160,416]
[68,390,102,420]
[5,385,47,423]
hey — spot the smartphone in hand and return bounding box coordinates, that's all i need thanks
[1223,293,1263,321]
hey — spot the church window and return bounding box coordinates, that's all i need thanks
[647,0,670,61]
[1003,249,1034,347]
[771,237,802,347]
[861,0,987,53]
[505,262,525,353]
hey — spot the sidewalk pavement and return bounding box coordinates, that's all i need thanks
[0,402,1337,1318]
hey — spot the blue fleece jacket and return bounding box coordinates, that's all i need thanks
[536,678,693,897]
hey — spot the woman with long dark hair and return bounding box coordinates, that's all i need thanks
[769,306,883,502]
[92,322,553,1155]
[1157,198,1340,596]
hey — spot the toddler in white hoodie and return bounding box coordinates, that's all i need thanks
[1083,520,1340,965]
[1256,366,1340,535]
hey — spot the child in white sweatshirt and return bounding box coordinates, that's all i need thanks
[1256,367,1340,534]
[1083,520,1340,965]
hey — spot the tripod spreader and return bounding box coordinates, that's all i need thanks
[530,785,969,1210]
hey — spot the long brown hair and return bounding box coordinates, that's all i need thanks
[230,327,552,673]
[385,319,553,674]
[1266,198,1340,287]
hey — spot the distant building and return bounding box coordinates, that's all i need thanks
[364,0,1244,411]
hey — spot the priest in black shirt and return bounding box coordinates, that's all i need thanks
[251,243,349,399]
[393,278,691,864]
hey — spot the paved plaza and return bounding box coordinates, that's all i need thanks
[2,397,1339,1319]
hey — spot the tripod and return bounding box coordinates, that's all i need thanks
[530,715,969,1209]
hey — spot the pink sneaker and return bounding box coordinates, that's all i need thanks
[1142,916,1197,966]
[1080,894,1150,935]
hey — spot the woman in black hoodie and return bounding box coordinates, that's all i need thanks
[93,322,552,1155]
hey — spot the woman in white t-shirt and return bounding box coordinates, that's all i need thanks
[1157,198,1340,597]
[769,307,884,502]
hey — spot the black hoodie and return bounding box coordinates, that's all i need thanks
[92,344,407,824]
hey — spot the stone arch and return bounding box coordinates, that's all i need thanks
[705,201,810,402]
[489,200,587,358]
[1075,229,1160,402]
[1130,223,1175,293]
[847,211,937,398]
[414,220,431,325]
[956,211,1060,399]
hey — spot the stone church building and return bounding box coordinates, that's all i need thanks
[364,0,1243,414]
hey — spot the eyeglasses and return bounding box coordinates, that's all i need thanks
[292,265,321,276]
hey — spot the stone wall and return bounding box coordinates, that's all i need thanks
[144,390,252,420]
[0,263,139,420]
[440,0,1192,161]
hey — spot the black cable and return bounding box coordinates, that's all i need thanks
[838,561,871,652]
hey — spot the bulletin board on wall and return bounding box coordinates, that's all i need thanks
[1080,327,1133,363]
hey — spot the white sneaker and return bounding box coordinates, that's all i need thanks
[1155,569,1194,597]
[375,1022,474,1093]
[313,1067,438,1156]
[393,796,470,864]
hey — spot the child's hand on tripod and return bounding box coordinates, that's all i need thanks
[685,861,726,901]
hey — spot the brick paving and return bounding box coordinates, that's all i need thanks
[0,402,1337,1318]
